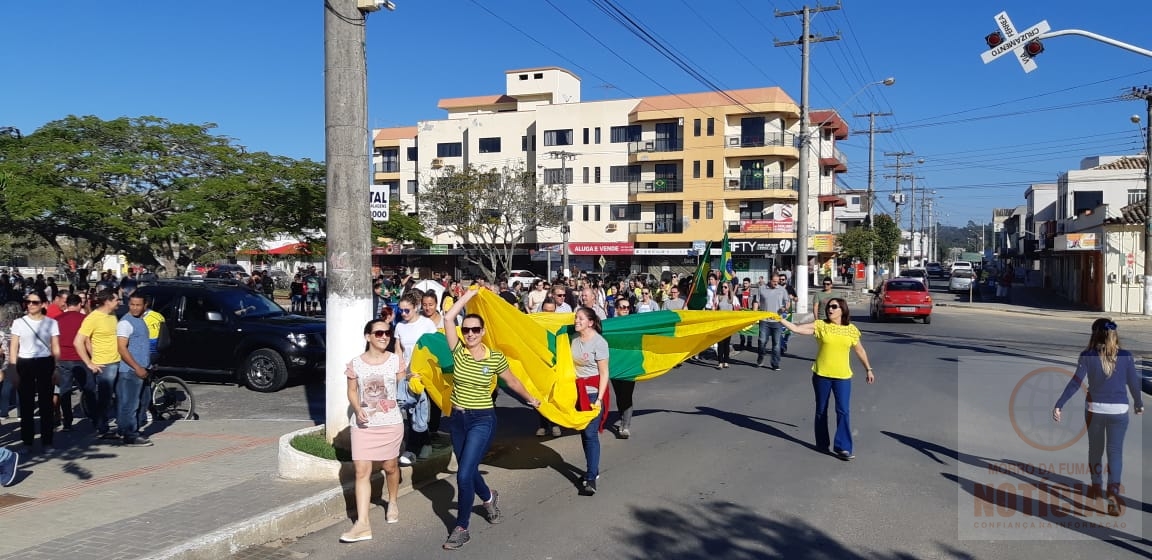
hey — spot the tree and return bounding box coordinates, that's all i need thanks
[372,200,430,247]
[0,115,326,273]
[835,226,877,261]
[873,214,901,264]
[835,214,900,265]
[418,164,564,280]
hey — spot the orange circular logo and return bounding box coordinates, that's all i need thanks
[1008,366,1088,451]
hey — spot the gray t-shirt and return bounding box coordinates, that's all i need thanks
[662,297,685,311]
[753,285,788,323]
[571,332,609,379]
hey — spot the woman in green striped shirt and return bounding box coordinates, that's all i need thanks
[438,288,540,551]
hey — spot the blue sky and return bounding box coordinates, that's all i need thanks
[2,1,1150,226]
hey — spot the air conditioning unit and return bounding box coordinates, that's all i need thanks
[644,141,655,151]
[728,179,740,188]
[728,137,741,147]
[643,182,655,192]
[431,158,443,168]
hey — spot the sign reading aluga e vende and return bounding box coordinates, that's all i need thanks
[980,11,1050,73]
[369,184,389,222]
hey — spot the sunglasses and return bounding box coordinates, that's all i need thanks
[827,304,841,310]
[24,299,42,304]
[616,304,630,309]
[399,308,411,314]
[461,326,483,335]
[643,292,650,295]
[371,330,391,338]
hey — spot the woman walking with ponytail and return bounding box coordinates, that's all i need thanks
[1053,318,1143,516]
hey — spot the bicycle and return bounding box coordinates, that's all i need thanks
[77,368,199,424]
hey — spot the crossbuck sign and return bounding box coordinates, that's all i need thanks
[980,12,1050,73]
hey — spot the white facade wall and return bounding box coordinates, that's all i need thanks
[1056,166,1144,223]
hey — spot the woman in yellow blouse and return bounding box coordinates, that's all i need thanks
[780,297,874,461]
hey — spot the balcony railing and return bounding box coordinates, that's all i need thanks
[627,178,683,194]
[377,162,400,173]
[629,220,684,234]
[628,138,684,154]
[723,132,791,149]
[722,175,798,191]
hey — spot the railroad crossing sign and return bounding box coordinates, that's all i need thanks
[980,12,1050,73]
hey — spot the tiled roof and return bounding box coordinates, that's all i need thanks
[810,110,848,139]
[1091,154,1148,170]
[373,126,418,141]
[437,94,518,110]
[630,87,795,113]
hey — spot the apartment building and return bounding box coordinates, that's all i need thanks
[372,67,858,280]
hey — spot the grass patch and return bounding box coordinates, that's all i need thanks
[290,431,352,461]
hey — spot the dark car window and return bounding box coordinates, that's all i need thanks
[214,290,287,318]
[903,270,926,277]
[886,281,926,292]
[183,295,218,321]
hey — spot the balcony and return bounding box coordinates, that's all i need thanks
[723,132,791,148]
[722,175,799,192]
[819,146,848,172]
[629,220,684,234]
[628,139,684,162]
[628,178,682,195]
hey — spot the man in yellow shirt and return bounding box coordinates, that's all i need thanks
[74,290,122,440]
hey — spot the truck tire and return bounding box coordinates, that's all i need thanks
[242,348,289,392]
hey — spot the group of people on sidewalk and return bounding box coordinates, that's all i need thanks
[0,283,169,487]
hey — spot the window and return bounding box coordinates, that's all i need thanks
[386,181,400,199]
[692,160,701,178]
[436,142,462,157]
[544,129,574,146]
[610,203,641,221]
[594,167,601,184]
[706,201,714,219]
[693,118,701,137]
[610,165,641,183]
[477,137,501,153]
[378,148,399,172]
[543,168,573,184]
[706,117,715,136]
[594,205,601,221]
[739,201,765,220]
[693,201,700,220]
[521,135,536,152]
[534,72,543,79]
[850,196,861,205]
[583,167,590,184]
[1129,189,1145,205]
[566,205,573,221]
[610,125,642,143]
[583,205,589,221]
[706,160,714,178]
[594,127,601,144]
[406,147,418,161]
[519,74,529,81]
[583,128,590,144]
[407,180,418,195]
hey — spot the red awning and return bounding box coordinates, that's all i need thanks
[818,194,847,207]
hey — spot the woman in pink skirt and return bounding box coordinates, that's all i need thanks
[340,319,406,543]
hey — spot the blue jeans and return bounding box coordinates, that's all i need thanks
[812,374,853,453]
[56,360,91,429]
[757,321,782,367]
[580,390,602,481]
[0,377,15,417]
[1086,411,1129,492]
[93,364,120,434]
[449,407,497,530]
[116,368,145,439]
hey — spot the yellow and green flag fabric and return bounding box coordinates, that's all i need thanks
[719,231,734,283]
[407,289,778,428]
[685,242,712,310]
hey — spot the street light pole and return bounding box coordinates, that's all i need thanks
[548,150,578,279]
[1131,86,1152,315]
[853,110,892,290]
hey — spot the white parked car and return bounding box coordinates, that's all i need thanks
[950,261,973,272]
[506,269,542,287]
[949,269,976,292]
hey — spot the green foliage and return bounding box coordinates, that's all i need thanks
[290,431,351,461]
[0,115,326,271]
[836,214,900,263]
[872,214,901,264]
[419,164,564,279]
[372,200,430,247]
[835,226,877,260]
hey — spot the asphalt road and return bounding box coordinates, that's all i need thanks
[211,302,1152,560]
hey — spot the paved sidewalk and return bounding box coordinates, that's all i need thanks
[934,284,1151,321]
[0,416,441,560]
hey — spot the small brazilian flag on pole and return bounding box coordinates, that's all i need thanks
[685,241,712,310]
[719,231,734,283]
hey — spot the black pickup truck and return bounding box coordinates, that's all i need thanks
[134,280,325,392]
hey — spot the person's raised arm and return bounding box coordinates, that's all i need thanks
[779,316,815,336]
[497,368,540,408]
[443,288,478,350]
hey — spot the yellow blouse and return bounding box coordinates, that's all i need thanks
[812,320,861,379]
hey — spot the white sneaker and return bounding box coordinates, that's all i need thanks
[399,451,415,466]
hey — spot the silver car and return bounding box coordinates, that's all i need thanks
[949,269,975,292]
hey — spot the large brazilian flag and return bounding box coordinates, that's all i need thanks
[408,289,778,428]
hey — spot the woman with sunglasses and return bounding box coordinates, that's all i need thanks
[779,298,874,461]
[340,320,406,543]
[8,290,61,451]
[609,299,638,438]
[1053,319,1143,516]
[395,291,437,463]
[635,289,657,313]
[438,288,539,550]
[712,283,740,369]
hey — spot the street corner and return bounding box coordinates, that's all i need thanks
[954,356,1143,541]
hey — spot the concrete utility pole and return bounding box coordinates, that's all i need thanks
[884,151,914,276]
[908,175,923,265]
[323,0,375,441]
[548,150,578,279]
[1128,86,1152,316]
[775,2,840,314]
[853,112,892,289]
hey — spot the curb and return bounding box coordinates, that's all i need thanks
[145,429,455,560]
[935,302,1152,321]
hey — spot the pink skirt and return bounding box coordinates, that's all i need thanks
[350,422,404,462]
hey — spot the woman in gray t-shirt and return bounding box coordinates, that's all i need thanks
[572,307,609,496]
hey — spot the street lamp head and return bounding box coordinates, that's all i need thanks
[1132,114,1142,124]
[917,158,925,165]
[881,77,896,86]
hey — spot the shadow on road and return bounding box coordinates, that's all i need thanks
[634,406,818,454]
[612,499,942,559]
[883,430,1152,556]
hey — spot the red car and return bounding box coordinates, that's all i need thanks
[870,279,933,324]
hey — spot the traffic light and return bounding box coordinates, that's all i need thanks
[1023,40,1044,57]
[985,31,1004,48]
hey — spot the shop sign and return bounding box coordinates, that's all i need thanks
[1061,233,1097,250]
[728,239,796,256]
[568,242,634,255]
[812,234,837,253]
